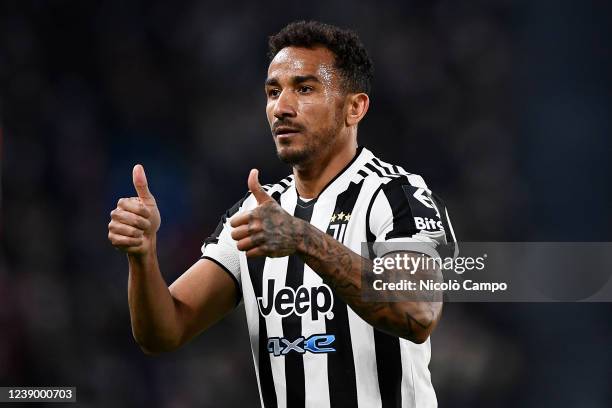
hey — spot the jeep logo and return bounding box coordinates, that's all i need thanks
[257,280,335,320]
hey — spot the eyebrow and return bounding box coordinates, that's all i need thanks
[264,75,321,87]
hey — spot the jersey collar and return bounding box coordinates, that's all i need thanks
[293,146,372,205]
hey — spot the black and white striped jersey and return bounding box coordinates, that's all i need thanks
[201,146,456,408]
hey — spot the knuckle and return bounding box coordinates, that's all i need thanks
[249,220,262,232]
[254,233,266,246]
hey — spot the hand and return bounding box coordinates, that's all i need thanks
[230,169,303,258]
[108,164,161,256]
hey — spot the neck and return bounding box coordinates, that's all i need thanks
[293,138,358,199]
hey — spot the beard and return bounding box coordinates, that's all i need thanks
[275,120,342,166]
[276,138,317,165]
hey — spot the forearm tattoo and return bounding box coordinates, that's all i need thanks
[298,222,442,341]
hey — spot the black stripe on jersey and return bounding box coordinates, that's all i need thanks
[203,191,250,246]
[357,169,368,178]
[382,177,418,240]
[247,191,284,408]
[364,162,385,178]
[371,157,402,178]
[283,199,315,407]
[247,255,278,408]
[278,176,291,188]
[324,178,365,408]
[374,330,403,408]
[270,190,282,204]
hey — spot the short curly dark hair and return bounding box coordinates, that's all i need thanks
[268,21,374,94]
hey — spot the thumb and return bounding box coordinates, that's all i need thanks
[248,169,272,204]
[132,164,155,202]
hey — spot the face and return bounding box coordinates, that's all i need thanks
[265,46,346,166]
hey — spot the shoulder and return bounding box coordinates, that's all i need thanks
[360,150,432,199]
[261,174,294,197]
[367,171,435,221]
[363,152,441,226]
[233,173,295,211]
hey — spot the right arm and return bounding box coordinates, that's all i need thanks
[108,165,238,355]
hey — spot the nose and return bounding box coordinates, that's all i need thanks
[273,89,297,119]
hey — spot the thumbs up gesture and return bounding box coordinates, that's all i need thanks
[108,164,161,255]
[230,169,303,258]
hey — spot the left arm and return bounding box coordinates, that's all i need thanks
[298,221,442,343]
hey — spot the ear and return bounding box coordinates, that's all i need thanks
[345,93,370,127]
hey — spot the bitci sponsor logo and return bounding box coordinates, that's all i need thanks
[414,216,443,231]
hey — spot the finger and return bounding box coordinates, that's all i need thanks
[236,232,265,252]
[111,208,152,231]
[230,224,252,241]
[230,211,251,228]
[108,232,143,248]
[108,220,145,238]
[248,169,272,204]
[132,164,155,204]
[117,197,151,218]
[236,236,255,252]
[246,247,266,258]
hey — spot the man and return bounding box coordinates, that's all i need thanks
[108,21,456,408]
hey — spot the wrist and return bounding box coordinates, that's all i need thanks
[294,219,317,257]
[128,236,157,266]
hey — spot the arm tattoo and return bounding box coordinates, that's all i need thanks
[297,222,442,342]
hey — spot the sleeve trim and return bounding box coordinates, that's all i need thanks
[200,255,243,306]
[365,184,385,242]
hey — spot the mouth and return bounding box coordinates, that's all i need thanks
[274,126,302,138]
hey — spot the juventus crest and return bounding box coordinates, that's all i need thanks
[327,211,351,242]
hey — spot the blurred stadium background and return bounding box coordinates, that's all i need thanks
[1,0,611,407]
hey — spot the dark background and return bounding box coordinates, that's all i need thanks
[1,0,611,407]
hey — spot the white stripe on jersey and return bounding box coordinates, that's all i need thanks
[302,265,330,408]
[201,146,457,408]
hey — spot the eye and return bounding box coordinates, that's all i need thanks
[267,88,281,98]
[298,85,313,94]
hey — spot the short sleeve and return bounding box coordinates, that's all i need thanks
[200,192,250,301]
[367,175,457,259]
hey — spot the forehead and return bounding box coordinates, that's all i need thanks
[267,46,337,81]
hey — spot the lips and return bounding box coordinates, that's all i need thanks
[274,126,302,136]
